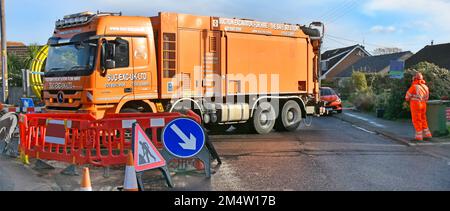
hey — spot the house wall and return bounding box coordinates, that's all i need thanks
[8,46,29,58]
[323,48,367,81]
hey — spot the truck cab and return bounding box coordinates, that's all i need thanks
[44,12,158,118]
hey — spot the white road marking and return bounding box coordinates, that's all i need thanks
[351,125,377,134]
[344,113,386,128]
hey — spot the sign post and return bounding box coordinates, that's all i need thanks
[132,123,173,189]
[161,118,212,178]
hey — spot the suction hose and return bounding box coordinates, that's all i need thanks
[29,45,48,99]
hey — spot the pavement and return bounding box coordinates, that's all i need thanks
[0,155,59,191]
[1,113,450,191]
[333,109,450,146]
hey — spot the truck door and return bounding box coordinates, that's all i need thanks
[178,29,202,98]
[131,37,155,101]
[96,37,134,105]
[203,31,221,98]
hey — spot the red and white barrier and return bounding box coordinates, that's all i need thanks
[3,107,45,114]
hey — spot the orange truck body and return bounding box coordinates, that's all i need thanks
[43,11,323,133]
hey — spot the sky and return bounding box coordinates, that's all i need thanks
[5,0,450,53]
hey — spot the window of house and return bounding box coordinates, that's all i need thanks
[321,61,328,71]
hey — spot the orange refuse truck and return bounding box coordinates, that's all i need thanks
[43,11,324,134]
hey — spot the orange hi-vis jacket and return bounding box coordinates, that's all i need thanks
[405,80,429,103]
[405,79,430,140]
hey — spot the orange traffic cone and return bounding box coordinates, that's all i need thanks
[80,167,92,191]
[123,152,139,191]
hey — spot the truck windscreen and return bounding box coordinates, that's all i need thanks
[45,40,97,77]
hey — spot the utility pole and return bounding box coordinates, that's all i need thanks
[0,0,8,103]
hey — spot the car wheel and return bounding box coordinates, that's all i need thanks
[252,102,276,134]
[276,100,302,132]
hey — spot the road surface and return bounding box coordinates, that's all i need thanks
[1,115,450,191]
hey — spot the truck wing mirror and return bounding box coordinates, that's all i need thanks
[105,59,116,70]
[101,41,116,74]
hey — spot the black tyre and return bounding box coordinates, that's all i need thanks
[276,100,302,132]
[337,110,343,114]
[252,102,276,134]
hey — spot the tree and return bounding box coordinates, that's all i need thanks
[4,44,41,87]
[372,47,403,55]
[6,53,25,87]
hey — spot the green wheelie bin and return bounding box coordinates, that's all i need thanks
[426,100,450,137]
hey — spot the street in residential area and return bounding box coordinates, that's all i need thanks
[0,1,450,195]
[2,111,449,191]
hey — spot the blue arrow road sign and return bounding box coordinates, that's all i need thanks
[162,118,206,158]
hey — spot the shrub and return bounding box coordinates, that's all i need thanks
[374,89,389,109]
[351,89,376,112]
[406,62,450,100]
[349,72,375,112]
[384,62,450,119]
[351,71,368,92]
[337,78,352,100]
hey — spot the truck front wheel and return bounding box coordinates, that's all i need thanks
[276,100,302,132]
[252,102,276,134]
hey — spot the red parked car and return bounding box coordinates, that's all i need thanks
[320,87,343,114]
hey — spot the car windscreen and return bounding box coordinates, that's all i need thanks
[321,89,333,96]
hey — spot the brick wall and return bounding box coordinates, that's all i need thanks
[0,46,31,68]
[7,46,30,59]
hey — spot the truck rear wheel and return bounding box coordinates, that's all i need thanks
[252,102,276,134]
[276,100,302,132]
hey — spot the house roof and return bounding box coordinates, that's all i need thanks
[320,45,370,76]
[405,43,450,70]
[337,51,413,77]
[322,45,360,61]
[6,41,25,47]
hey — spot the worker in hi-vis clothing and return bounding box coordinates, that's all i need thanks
[405,72,432,141]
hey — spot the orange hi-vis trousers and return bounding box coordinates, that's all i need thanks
[406,81,432,141]
[410,100,431,140]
